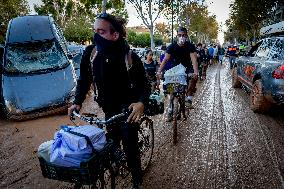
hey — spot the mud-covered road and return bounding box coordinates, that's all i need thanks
[1,63,284,189]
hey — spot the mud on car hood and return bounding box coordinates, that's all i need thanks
[2,65,76,115]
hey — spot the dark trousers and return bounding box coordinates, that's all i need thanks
[105,112,142,182]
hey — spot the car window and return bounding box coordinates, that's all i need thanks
[255,38,273,58]
[268,38,284,60]
[5,40,68,73]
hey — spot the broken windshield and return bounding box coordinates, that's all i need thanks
[5,40,68,73]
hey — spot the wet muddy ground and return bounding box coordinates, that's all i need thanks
[1,62,284,189]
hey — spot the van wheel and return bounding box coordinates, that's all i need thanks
[232,67,241,88]
[250,80,271,113]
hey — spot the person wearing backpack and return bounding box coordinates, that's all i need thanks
[68,13,151,189]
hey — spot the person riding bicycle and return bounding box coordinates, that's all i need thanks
[68,13,151,189]
[157,26,199,118]
[143,49,159,92]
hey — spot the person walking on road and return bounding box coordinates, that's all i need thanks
[226,43,239,69]
[143,49,158,92]
[217,44,225,65]
[208,44,214,66]
[68,13,151,189]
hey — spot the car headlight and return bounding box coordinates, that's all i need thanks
[5,100,23,114]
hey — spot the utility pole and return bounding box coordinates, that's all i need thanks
[102,0,107,13]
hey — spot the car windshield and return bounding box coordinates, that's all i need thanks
[5,40,68,73]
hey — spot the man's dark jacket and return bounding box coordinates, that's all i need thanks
[73,44,151,113]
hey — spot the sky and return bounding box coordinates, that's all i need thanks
[27,0,233,43]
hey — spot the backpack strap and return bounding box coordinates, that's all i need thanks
[89,46,98,101]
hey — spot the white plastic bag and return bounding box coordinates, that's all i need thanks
[163,64,187,85]
[49,125,107,167]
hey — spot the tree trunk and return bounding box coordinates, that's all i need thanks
[102,0,107,13]
[150,26,155,50]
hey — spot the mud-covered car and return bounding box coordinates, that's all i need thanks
[67,43,85,79]
[0,15,76,120]
[232,33,284,113]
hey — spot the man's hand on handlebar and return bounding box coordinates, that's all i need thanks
[68,104,81,117]
[127,102,144,123]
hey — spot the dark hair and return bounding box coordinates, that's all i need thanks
[177,27,188,34]
[96,13,127,38]
[197,43,202,47]
[145,49,152,59]
[161,45,167,50]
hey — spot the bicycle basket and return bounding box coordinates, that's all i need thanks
[38,141,113,185]
[163,83,187,94]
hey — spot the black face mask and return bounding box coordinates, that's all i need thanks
[93,33,116,52]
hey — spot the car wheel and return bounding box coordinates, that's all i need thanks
[250,79,271,113]
[232,67,242,88]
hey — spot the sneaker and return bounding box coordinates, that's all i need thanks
[165,113,173,122]
[131,176,142,189]
[185,98,194,109]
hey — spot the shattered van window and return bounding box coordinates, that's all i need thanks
[268,38,284,60]
[5,40,68,73]
[256,38,273,58]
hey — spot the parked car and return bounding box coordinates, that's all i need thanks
[0,15,77,120]
[67,43,85,79]
[232,34,284,113]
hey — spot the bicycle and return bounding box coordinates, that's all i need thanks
[38,109,154,189]
[164,82,187,144]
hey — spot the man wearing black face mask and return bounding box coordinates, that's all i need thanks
[68,13,150,189]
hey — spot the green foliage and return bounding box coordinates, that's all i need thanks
[163,1,218,43]
[35,0,128,44]
[63,16,93,43]
[154,34,163,46]
[0,0,29,43]
[225,0,280,43]
[127,30,164,47]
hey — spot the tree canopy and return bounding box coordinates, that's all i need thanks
[34,0,127,43]
[225,0,280,43]
[0,0,29,43]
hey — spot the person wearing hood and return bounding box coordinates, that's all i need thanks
[68,13,150,189]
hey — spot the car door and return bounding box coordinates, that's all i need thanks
[237,41,262,87]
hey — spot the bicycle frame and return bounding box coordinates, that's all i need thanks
[70,110,154,189]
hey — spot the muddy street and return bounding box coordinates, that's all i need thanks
[1,63,284,189]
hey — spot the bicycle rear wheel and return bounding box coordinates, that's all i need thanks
[172,97,179,144]
[138,116,154,172]
[73,166,115,189]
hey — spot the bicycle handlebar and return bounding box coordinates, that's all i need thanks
[71,110,128,127]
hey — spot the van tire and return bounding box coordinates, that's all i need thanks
[250,80,271,113]
[232,67,241,88]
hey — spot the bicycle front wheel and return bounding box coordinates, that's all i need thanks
[138,116,154,172]
[172,97,179,144]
